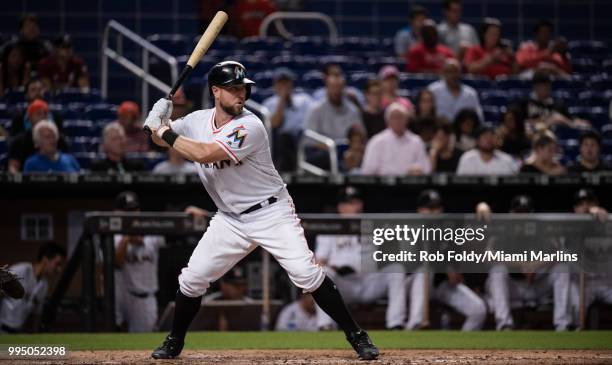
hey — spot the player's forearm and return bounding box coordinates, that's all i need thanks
[173,136,220,164]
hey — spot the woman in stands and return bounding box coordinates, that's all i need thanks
[520,131,565,175]
[0,45,30,98]
[495,106,531,158]
[453,108,481,151]
[463,18,516,79]
[414,89,436,119]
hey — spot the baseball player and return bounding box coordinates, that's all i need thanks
[315,186,407,330]
[483,195,579,331]
[0,266,25,300]
[275,293,318,331]
[113,191,165,332]
[0,242,65,333]
[406,190,487,331]
[144,61,378,360]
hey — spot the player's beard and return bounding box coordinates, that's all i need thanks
[220,100,244,117]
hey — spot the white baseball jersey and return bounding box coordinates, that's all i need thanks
[170,108,285,214]
[0,263,48,330]
[114,235,164,294]
[275,300,318,331]
[315,235,362,273]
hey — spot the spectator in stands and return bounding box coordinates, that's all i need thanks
[414,89,436,119]
[406,20,455,74]
[170,88,192,120]
[516,20,571,77]
[495,106,530,158]
[7,99,69,173]
[456,126,517,175]
[394,5,428,57]
[361,102,430,175]
[427,59,483,122]
[520,132,565,175]
[0,241,65,334]
[23,120,79,173]
[113,191,165,333]
[361,79,385,138]
[38,34,89,92]
[412,116,438,147]
[9,79,58,136]
[153,148,197,175]
[303,64,364,169]
[463,18,516,79]
[568,130,610,173]
[379,65,413,110]
[275,293,318,331]
[0,45,30,97]
[115,101,149,153]
[231,0,278,38]
[520,71,588,136]
[203,267,253,303]
[429,118,462,173]
[90,122,145,173]
[342,127,366,173]
[453,109,480,151]
[437,0,479,57]
[263,68,313,171]
[1,14,50,71]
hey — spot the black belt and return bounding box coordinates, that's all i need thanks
[1,324,18,333]
[241,197,277,215]
[128,291,154,298]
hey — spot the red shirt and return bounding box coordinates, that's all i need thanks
[464,45,514,79]
[38,55,88,89]
[232,0,277,38]
[516,41,571,73]
[406,43,455,74]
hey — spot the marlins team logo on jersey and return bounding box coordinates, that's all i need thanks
[225,125,247,149]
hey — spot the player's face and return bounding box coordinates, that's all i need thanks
[217,85,246,117]
[574,200,597,214]
[43,255,64,277]
[580,138,600,162]
[338,199,363,215]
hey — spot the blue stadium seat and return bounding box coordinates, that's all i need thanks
[337,37,379,55]
[318,55,366,72]
[578,91,611,108]
[349,72,376,90]
[53,88,103,104]
[58,107,82,120]
[569,106,610,130]
[213,35,238,52]
[271,55,319,73]
[590,74,612,91]
[601,124,612,139]
[0,118,11,131]
[126,152,165,170]
[572,58,600,75]
[147,34,190,56]
[302,70,325,89]
[0,103,10,119]
[481,90,509,107]
[482,105,502,124]
[601,139,612,156]
[568,40,608,60]
[292,36,333,55]
[551,77,585,91]
[399,74,437,91]
[63,119,95,137]
[1,90,25,104]
[239,36,286,54]
[603,59,612,74]
[84,104,118,121]
[551,90,575,105]
[367,57,406,74]
[554,125,582,140]
[253,71,275,89]
[495,76,530,91]
[559,138,580,161]
[74,152,99,170]
[0,138,6,155]
[249,87,275,104]
[462,76,493,90]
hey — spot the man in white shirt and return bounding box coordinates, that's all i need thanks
[437,0,479,56]
[361,102,431,175]
[263,68,313,171]
[456,126,517,175]
[0,242,66,333]
[153,148,197,175]
[275,293,318,331]
[427,59,483,122]
[394,5,428,57]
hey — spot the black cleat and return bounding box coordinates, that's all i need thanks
[346,330,379,360]
[151,334,184,359]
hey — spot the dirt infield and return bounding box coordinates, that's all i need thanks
[8,349,610,365]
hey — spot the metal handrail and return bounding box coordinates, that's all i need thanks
[101,20,179,113]
[297,129,339,176]
[259,12,339,44]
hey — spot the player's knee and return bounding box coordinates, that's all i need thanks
[289,264,325,293]
[178,270,210,298]
[467,298,488,322]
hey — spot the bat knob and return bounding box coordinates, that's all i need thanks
[143,125,153,136]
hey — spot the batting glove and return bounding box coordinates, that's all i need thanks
[144,98,173,131]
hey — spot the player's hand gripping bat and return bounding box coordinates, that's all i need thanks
[143,11,228,136]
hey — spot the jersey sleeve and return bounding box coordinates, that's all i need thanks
[170,110,203,138]
[214,119,266,163]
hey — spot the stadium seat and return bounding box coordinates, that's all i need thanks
[74,152,99,170]
[568,40,608,60]
[481,90,509,107]
[53,88,103,104]
[0,103,10,119]
[590,74,612,91]
[554,125,582,140]
[558,138,580,161]
[0,118,11,131]
[482,105,502,124]
[126,152,165,170]
[601,124,612,139]
[602,139,612,156]
[495,76,530,91]
[571,58,600,75]
[0,138,6,155]
[367,57,405,73]
[291,36,333,55]
[147,34,190,56]
[603,59,612,74]
[253,71,275,89]
[63,119,95,137]
[462,76,493,90]
[399,73,437,91]
[349,72,376,90]
[84,104,118,121]
[578,90,611,108]
[1,90,26,104]
[569,106,610,130]
[239,36,286,54]
[302,70,325,89]
[551,77,585,91]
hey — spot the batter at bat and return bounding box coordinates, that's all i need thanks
[144,61,379,361]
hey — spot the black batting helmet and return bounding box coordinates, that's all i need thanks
[115,191,140,211]
[208,61,255,100]
[510,195,534,213]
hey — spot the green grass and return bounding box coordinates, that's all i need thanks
[0,331,611,351]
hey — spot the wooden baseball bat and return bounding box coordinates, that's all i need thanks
[144,11,228,135]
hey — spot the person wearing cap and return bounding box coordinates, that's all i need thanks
[456,125,517,175]
[7,99,70,173]
[8,78,59,137]
[394,5,428,57]
[378,65,414,111]
[90,122,146,173]
[427,59,483,123]
[314,186,408,330]
[116,101,150,153]
[38,34,89,92]
[568,130,611,173]
[153,147,197,175]
[406,20,456,74]
[520,132,565,175]
[0,14,51,71]
[263,67,314,171]
[23,120,79,173]
[406,189,487,331]
[113,191,165,332]
[437,0,479,57]
[203,266,253,303]
[361,102,431,176]
[275,293,318,331]
[463,18,516,79]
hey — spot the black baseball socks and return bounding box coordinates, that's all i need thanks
[311,276,360,334]
[170,290,202,340]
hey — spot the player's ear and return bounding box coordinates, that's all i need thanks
[212,86,221,100]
